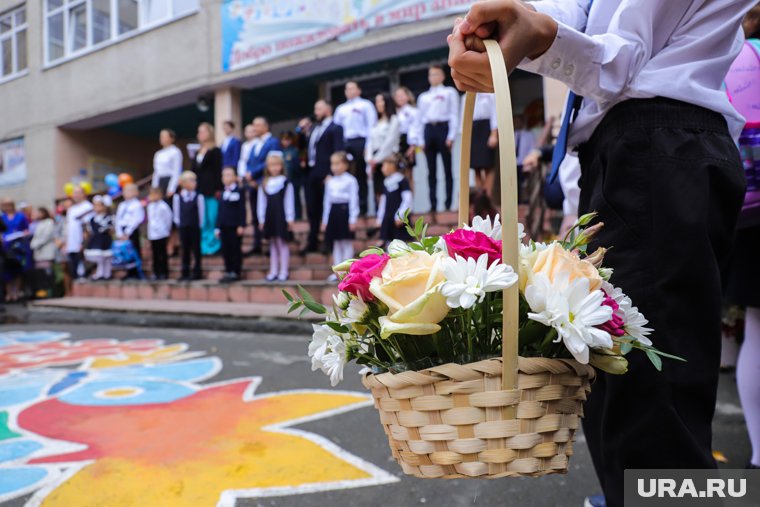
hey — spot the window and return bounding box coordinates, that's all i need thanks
[44,0,198,64]
[0,5,28,81]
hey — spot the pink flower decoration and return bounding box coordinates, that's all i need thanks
[338,253,389,301]
[598,292,626,337]
[443,229,502,265]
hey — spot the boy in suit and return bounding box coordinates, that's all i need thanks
[221,120,242,170]
[303,99,345,254]
[245,117,281,255]
[215,168,246,282]
[172,171,205,281]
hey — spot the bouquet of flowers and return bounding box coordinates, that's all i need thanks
[286,212,682,386]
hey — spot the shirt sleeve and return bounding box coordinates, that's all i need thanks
[172,194,180,226]
[168,149,182,194]
[446,89,460,142]
[333,105,344,127]
[519,2,697,105]
[376,193,385,221]
[398,189,413,220]
[489,97,498,132]
[322,182,331,225]
[284,183,296,223]
[407,108,421,146]
[366,100,378,130]
[114,204,125,236]
[529,0,590,31]
[348,177,360,225]
[377,116,400,162]
[152,153,160,188]
[413,96,426,146]
[198,195,205,228]
[257,186,267,226]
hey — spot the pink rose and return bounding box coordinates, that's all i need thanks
[338,253,389,301]
[597,292,626,337]
[443,229,502,265]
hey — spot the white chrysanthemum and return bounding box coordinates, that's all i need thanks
[387,239,411,257]
[463,214,526,242]
[601,282,653,345]
[440,254,518,309]
[342,297,369,324]
[320,335,347,387]
[525,273,614,364]
[308,324,332,372]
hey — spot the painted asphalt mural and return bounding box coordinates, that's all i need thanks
[0,331,397,506]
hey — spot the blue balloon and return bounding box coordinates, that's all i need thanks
[107,186,121,197]
[104,173,119,187]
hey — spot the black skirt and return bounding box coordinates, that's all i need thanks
[263,184,292,240]
[325,203,354,243]
[470,119,495,169]
[723,224,760,308]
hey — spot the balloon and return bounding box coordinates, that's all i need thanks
[63,183,74,197]
[107,186,121,197]
[80,181,93,194]
[104,173,119,187]
[118,173,134,188]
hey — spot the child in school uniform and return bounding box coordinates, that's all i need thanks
[147,187,173,280]
[172,171,205,281]
[215,167,246,283]
[321,151,359,282]
[84,195,114,281]
[257,151,295,282]
[375,155,413,247]
[115,183,145,280]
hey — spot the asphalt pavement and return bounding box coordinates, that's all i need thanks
[0,322,750,507]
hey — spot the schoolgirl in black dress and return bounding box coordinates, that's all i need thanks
[84,195,114,281]
[321,151,360,281]
[375,155,413,246]
[257,151,295,282]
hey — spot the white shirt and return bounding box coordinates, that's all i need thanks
[222,135,233,153]
[376,172,413,222]
[65,200,94,253]
[472,93,498,131]
[115,198,145,238]
[322,172,360,225]
[521,0,752,145]
[256,175,296,225]
[334,97,378,140]
[172,190,205,227]
[365,116,400,164]
[147,199,173,240]
[397,104,421,145]
[152,145,183,194]
[415,85,460,142]
[238,139,255,178]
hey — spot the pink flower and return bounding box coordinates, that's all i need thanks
[597,292,626,337]
[338,254,389,301]
[443,229,502,265]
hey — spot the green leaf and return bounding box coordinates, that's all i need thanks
[282,290,294,302]
[325,321,348,333]
[414,217,425,238]
[405,224,416,238]
[620,341,633,355]
[360,247,384,257]
[646,350,662,371]
[302,299,327,315]
[287,302,302,314]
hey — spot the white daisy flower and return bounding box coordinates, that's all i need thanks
[342,297,369,324]
[321,335,347,386]
[524,273,614,364]
[308,324,332,372]
[601,282,653,345]
[463,214,526,242]
[440,253,518,309]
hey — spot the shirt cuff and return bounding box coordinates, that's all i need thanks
[518,21,597,86]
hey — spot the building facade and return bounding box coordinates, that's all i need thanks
[0,0,562,207]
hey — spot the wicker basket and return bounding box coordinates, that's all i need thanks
[361,40,595,479]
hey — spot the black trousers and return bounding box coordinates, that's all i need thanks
[246,182,262,251]
[179,226,202,278]
[424,123,453,211]
[150,238,168,278]
[577,98,746,507]
[305,170,326,251]
[220,227,242,275]
[67,252,82,279]
[346,137,368,215]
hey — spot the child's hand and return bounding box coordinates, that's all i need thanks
[286,221,294,231]
[236,226,244,236]
[320,223,327,233]
[394,219,403,227]
[375,219,382,228]
[349,222,357,232]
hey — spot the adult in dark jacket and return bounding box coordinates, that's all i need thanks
[302,99,345,254]
[191,122,223,255]
[220,120,242,170]
[245,117,282,255]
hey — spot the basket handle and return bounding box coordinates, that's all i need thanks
[457,39,520,393]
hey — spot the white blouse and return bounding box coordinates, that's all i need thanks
[365,115,400,164]
[115,198,145,238]
[397,104,421,145]
[152,145,183,194]
[322,172,360,225]
[256,175,296,225]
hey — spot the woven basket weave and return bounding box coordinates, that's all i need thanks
[362,39,595,479]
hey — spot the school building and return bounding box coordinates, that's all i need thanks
[0,0,567,207]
